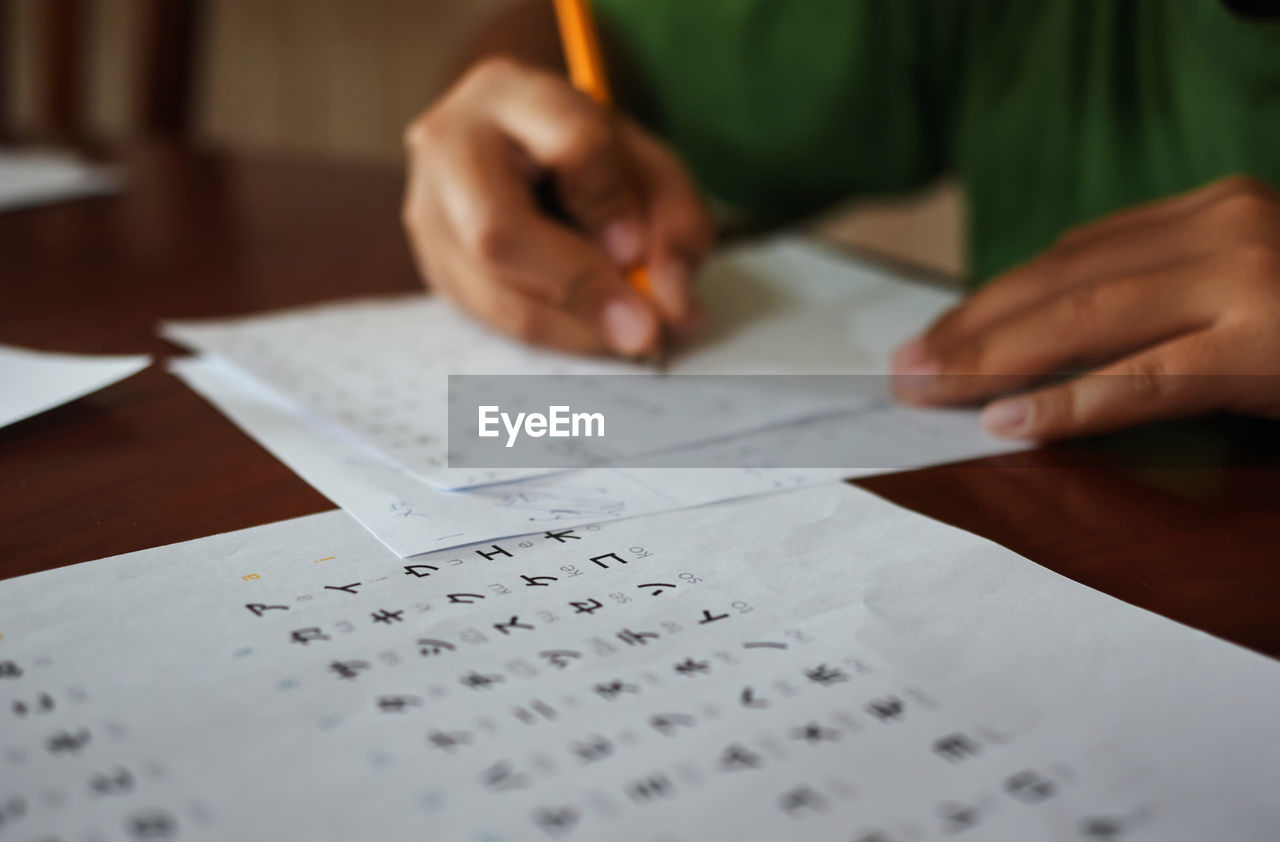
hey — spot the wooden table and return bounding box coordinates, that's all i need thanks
[3,144,1278,662]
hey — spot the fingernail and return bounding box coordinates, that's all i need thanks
[601,218,644,266]
[982,399,1031,437]
[603,296,655,356]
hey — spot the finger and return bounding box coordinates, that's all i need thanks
[619,120,715,332]
[913,219,1219,359]
[480,62,647,265]
[978,332,1231,441]
[430,128,660,357]
[897,177,1267,364]
[895,258,1218,406]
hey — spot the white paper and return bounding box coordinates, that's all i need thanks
[0,150,121,212]
[0,344,150,428]
[171,354,1016,557]
[3,484,1277,841]
[170,355,848,556]
[162,238,962,489]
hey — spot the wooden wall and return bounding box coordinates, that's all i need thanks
[4,0,501,161]
[198,0,505,163]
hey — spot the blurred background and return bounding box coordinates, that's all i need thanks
[0,0,964,277]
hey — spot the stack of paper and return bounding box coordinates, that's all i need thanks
[164,237,1020,556]
[3,483,1276,839]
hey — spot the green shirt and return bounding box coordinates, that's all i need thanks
[595,0,1280,284]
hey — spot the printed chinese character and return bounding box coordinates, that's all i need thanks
[459,672,506,690]
[329,660,370,680]
[593,680,640,700]
[933,733,981,763]
[494,616,535,635]
[539,650,582,669]
[673,658,711,677]
[791,722,841,744]
[570,734,614,763]
[376,695,423,713]
[617,628,660,647]
[418,639,458,656]
[804,664,848,686]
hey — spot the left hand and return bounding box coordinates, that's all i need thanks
[891,175,1280,440]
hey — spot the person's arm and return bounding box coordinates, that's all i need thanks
[401,0,712,359]
[892,175,1280,439]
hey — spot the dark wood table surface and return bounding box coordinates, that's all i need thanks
[3,144,1278,661]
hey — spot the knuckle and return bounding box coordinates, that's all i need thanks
[400,192,439,240]
[460,213,517,265]
[558,113,614,166]
[402,114,434,150]
[1211,185,1272,224]
[1035,386,1078,430]
[1034,386,1075,427]
[1053,282,1111,329]
[550,270,593,310]
[1232,241,1280,280]
[463,55,522,91]
[1120,355,1171,401]
[529,264,592,310]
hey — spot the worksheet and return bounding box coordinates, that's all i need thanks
[163,237,963,490]
[0,150,121,212]
[171,354,1016,557]
[0,344,150,429]
[3,484,1278,841]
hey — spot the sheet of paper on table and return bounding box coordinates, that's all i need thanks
[168,237,1021,557]
[0,344,150,429]
[3,483,1277,841]
[162,237,976,491]
[171,354,1010,557]
[0,150,121,212]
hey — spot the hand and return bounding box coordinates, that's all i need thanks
[402,57,713,358]
[892,175,1280,440]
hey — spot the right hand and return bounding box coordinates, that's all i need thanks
[402,57,714,357]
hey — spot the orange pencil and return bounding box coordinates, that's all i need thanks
[552,0,652,298]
